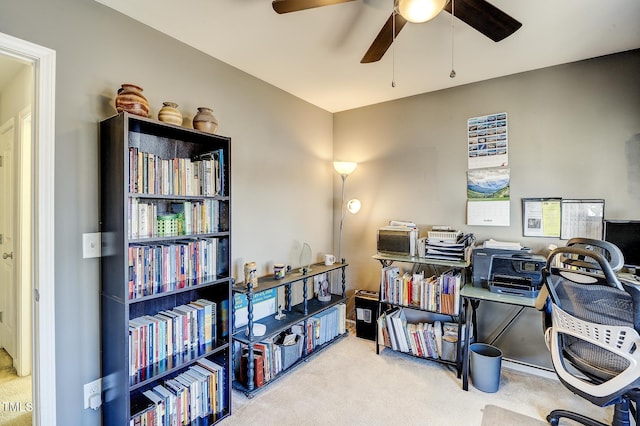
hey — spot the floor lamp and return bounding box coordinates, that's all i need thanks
[333,161,358,263]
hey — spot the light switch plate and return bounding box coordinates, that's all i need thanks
[82,233,101,258]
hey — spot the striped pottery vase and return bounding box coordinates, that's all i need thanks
[193,107,218,134]
[158,102,183,126]
[115,83,149,117]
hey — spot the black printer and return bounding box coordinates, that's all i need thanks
[472,247,546,297]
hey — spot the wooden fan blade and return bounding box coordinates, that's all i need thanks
[361,13,408,64]
[272,0,356,14]
[444,0,521,42]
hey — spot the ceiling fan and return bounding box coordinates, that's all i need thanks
[272,0,522,63]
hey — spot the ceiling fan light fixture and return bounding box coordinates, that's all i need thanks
[396,0,447,24]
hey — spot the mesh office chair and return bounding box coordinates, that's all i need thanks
[540,238,640,426]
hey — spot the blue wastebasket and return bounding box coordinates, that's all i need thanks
[470,342,502,393]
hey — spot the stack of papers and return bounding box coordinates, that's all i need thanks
[482,239,525,250]
[419,234,475,261]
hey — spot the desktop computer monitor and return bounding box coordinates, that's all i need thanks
[603,219,640,271]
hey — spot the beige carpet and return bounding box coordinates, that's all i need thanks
[221,329,612,425]
[0,349,32,426]
[482,404,547,426]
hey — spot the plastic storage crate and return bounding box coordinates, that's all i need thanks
[156,213,179,236]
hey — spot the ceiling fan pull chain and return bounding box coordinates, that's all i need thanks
[450,0,456,78]
[392,11,397,87]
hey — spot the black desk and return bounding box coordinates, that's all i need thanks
[459,285,540,391]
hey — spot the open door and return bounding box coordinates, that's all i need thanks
[0,119,16,361]
[0,31,56,425]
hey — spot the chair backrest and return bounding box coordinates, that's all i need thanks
[544,241,640,405]
[563,237,625,273]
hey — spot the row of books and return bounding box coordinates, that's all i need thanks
[380,266,462,315]
[129,299,217,376]
[305,303,347,353]
[129,199,221,240]
[378,309,461,361]
[130,357,226,426]
[128,147,225,197]
[238,335,304,389]
[235,304,347,389]
[128,239,217,300]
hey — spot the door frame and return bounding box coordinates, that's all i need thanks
[0,31,56,425]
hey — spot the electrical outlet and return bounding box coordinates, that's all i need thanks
[83,378,102,409]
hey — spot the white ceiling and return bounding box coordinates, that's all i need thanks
[98,1,639,112]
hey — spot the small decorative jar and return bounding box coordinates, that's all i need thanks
[158,102,183,126]
[115,83,149,117]
[193,107,219,134]
[244,261,258,289]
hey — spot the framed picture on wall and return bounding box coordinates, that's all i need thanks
[560,199,605,240]
[522,198,562,237]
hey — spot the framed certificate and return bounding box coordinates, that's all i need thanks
[522,198,562,237]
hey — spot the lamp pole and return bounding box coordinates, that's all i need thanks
[338,173,347,262]
[333,161,357,263]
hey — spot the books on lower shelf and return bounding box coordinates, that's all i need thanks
[130,357,226,425]
[380,266,461,315]
[236,303,347,389]
[129,299,217,377]
[377,310,464,361]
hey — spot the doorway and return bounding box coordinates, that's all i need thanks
[0,32,56,425]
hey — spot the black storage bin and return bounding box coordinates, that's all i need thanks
[355,290,379,341]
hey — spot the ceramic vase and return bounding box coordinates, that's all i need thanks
[193,107,218,134]
[158,102,183,126]
[115,83,149,117]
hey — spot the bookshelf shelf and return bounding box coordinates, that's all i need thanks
[100,112,232,425]
[373,254,469,373]
[231,262,349,395]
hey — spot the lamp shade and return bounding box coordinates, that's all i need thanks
[347,199,361,214]
[396,0,447,23]
[333,161,357,176]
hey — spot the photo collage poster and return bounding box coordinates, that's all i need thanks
[467,112,508,170]
[466,112,510,226]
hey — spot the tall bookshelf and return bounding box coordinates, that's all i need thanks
[100,112,232,425]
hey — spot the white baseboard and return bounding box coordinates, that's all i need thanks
[502,359,558,381]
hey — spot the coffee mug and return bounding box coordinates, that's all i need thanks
[324,254,336,265]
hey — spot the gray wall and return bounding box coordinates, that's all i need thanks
[2,0,639,422]
[333,49,640,366]
[2,0,333,424]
